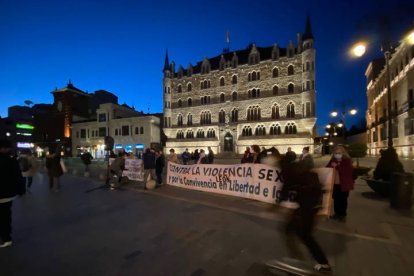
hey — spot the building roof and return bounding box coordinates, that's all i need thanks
[52,81,90,97]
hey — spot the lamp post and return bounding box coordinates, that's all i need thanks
[329,108,357,142]
[384,49,393,148]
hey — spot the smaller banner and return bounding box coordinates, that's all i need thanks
[109,158,144,181]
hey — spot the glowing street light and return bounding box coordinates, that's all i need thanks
[326,124,332,129]
[349,108,357,115]
[337,123,344,128]
[330,111,338,117]
[351,42,367,57]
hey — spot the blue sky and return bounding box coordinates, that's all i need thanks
[1,0,413,134]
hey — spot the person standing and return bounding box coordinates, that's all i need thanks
[142,148,156,190]
[299,146,314,170]
[326,146,354,221]
[155,150,165,186]
[181,148,191,165]
[45,148,63,192]
[0,139,25,248]
[285,147,297,162]
[167,148,178,164]
[197,149,208,164]
[80,150,93,175]
[241,147,252,163]
[192,149,199,163]
[250,145,261,163]
[18,149,38,193]
[207,147,214,164]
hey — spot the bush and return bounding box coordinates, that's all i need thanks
[373,148,404,181]
[347,143,367,167]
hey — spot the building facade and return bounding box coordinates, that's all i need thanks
[163,18,316,154]
[366,41,414,157]
[71,103,161,158]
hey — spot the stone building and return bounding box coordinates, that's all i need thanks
[71,103,161,158]
[163,18,316,154]
[366,41,414,157]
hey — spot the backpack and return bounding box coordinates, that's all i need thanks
[19,157,31,172]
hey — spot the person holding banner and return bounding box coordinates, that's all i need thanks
[167,148,178,164]
[281,157,332,273]
[326,146,354,221]
[155,150,165,186]
[250,145,261,163]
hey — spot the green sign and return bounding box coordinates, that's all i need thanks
[16,123,34,130]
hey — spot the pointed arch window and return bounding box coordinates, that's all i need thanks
[247,106,261,121]
[186,130,194,139]
[187,98,192,107]
[177,85,182,93]
[272,104,280,119]
[177,99,182,107]
[177,114,183,126]
[187,83,192,92]
[255,125,266,136]
[187,114,193,126]
[232,92,237,101]
[288,65,294,75]
[219,110,226,124]
[176,130,184,139]
[285,123,297,134]
[200,111,211,125]
[220,93,225,103]
[248,88,260,98]
[270,124,281,135]
[288,83,294,94]
[242,126,253,137]
[272,67,279,78]
[232,75,237,84]
[220,77,225,86]
[207,128,216,138]
[286,103,295,118]
[197,129,205,138]
[273,85,279,95]
[231,109,238,122]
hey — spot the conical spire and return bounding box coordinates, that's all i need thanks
[302,15,314,41]
[163,49,170,72]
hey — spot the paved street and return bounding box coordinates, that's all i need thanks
[1,161,414,275]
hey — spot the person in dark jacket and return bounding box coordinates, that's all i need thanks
[142,148,156,190]
[326,145,354,221]
[0,139,25,248]
[280,156,331,273]
[155,150,165,186]
[299,146,314,171]
[80,151,93,173]
[45,148,63,192]
[207,147,214,164]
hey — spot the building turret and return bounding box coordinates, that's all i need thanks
[302,16,314,50]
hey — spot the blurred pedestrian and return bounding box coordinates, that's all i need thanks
[241,147,252,163]
[250,145,261,163]
[181,148,191,165]
[18,149,38,193]
[207,147,214,164]
[192,149,199,163]
[197,149,208,164]
[0,139,25,248]
[326,146,354,221]
[80,150,93,174]
[108,151,126,190]
[299,146,314,170]
[285,147,297,162]
[45,148,64,192]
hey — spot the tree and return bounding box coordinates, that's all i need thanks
[347,143,367,167]
[24,100,33,107]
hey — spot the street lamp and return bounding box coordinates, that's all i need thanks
[329,108,357,142]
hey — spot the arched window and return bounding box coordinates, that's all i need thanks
[255,125,266,136]
[273,85,279,95]
[288,83,294,94]
[207,128,216,138]
[176,130,184,139]
[177,114,183,126]
[247,106,261,121]
[242,126,253,137]
[178,99,182,107]
[135,127,139,135]
[248,73,251,82]
[219,110,226,124]
[187,83,192,92]
[220,77,225,86]
[187,98,192,106]
[186,130,194,139]
[288,65,294,75]
[200,81,204,90]
[232,92,237,101]
[140,127,144,134]
[187,114,192,126]
[200,111,211,125]
[232,75,237,84]
[284,123,297,134]
[197,129,205,138]
[115,129,118,136]
[272,104,280,119]
[286,103,295,118]
[252,71,257,81]
[270,124,281,135]
[231,109,238,122]
[272,67,279,78]
[220,93,225,103]
[177,85,182,93]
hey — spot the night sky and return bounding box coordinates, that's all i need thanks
[1,0,413,135]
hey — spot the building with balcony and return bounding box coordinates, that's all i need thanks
[366,42,414,157]
[163,18,316,154]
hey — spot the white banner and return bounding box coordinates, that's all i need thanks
[167,162,334,216]
[109,158,144,181]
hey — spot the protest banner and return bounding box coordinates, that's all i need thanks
[109,158,144,181]
[166,162,334,216]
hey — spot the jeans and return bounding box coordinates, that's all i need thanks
[0,201,12,242]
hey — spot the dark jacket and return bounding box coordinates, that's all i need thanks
[143,152,156,169]
[326,157,354,192]
[81,152,93,165]
[155,154,165,173]
[0,153,25,199]
[207,150,214,164]
[46,154,63,177]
